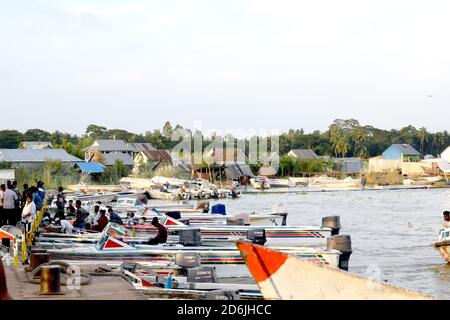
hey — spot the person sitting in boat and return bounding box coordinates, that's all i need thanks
[86,204,100,230]
[230,184,238,199]
[66,199,75,214]
[161,182,170,193]
[443,211,450,228]
[124,212,136,225]
[107,207,123,225]
[73,200,88,229]
[147,217,167,245]
[94,209,109,232]
[56,215,74,234]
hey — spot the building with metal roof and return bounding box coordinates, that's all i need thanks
[224,163,254,180]
[83,139,135,152]
[83,139,136,166]
[382,144,421,162]
[0,149,82,169]
[100,153,135,167]
[128,143,156,153]
[74,162,105,174]
[333,157,364,174]
[287,149,319,160]
[133,150,173,173]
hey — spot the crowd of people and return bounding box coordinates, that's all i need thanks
[0,180,46,231]
[1,181,167,245]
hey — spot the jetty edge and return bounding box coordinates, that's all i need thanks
[236,241,434,300]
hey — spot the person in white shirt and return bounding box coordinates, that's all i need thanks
[21,194,36,223]
[21,193,36,234]
[3,185,18,226]
[56,216,74,234]
[443,211,450,228]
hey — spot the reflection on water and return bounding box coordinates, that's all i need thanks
[204,188,450,299]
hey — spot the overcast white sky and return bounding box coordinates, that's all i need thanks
[1,0,449,135]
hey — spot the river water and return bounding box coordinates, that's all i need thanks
[205,187,450,299]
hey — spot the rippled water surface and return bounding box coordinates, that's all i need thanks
[200,188,450,299]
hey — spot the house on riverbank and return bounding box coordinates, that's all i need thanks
[0,149,81,169]
[83,139,135,168]
[369,144,432,176]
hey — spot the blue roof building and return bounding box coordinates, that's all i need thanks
[382,144,421,162]
[74,162,105,174]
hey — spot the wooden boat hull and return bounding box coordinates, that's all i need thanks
[237,242,434,300]
[434,240,450,263]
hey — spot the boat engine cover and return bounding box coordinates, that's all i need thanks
[187,266,217,283]
[327,234,352,271]
[247,228,267,245]
[322,216,341,235]
[179,229,202,246]
[175,253,201,268]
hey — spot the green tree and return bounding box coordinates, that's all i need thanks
[86,124,107,138]
[418,127,428,156]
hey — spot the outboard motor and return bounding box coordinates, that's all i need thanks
[178,229,202,246]
[187,266,217,283]
[205,290,240,300]
[322,216,341,235]
[246,228,267,245]
[165,211,181,220]
[327,235,352,271]
[211,204,226,215]
[175,252,201,268]
[196,201,210,213]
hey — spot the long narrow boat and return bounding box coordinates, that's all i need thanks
[132,207,286,226]
[37,223,332,248]
[124,224,331,247]
[45,233,341,278]
[433,228,450,262]
[237,242,434,300]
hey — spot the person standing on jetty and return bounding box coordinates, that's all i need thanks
[3,183,18,226]
[56,187,66,216]
[21,184,29,208]
[21,193,36,234]
[30,186,43,211]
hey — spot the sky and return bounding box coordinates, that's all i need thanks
[1,0,449,136]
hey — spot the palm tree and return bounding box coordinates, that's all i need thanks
[418,127,428,156]
[351,126,369,158]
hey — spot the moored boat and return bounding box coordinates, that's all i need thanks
[237,242,434,300]
[45,231,342,278]
[434,228,450,262]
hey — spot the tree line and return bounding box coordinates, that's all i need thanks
[0,119,449,160]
